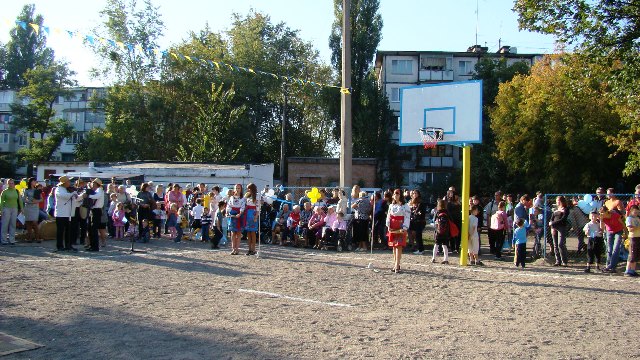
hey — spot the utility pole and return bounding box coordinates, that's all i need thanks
[280,86,287,184]
[340,0,352,188]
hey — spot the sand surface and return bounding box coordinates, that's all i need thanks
[1,238,638,359]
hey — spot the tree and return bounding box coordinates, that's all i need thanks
[10,63,75,175]
[490,54,626,191]
[1,4,54,89]
[175,84,248,162]
[514,0,640,175]
[91,0,164,84]
[471,57,531,194]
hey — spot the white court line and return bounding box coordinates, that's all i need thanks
[238,288,352,307]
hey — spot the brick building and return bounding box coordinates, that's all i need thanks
[287,157,377,187]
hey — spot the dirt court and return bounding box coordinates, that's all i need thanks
[1,238,638,360]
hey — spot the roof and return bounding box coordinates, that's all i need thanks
[287,157,377,165]
[95,161,267,171]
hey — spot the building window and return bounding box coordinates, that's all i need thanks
[391,59,412,75]
[18,135,27,146]
[424,145,453,157]
[85,111,104,123]
[458,60,473,75]
[0,133,9,144]
[390,87,400,102]
[64,111,85,122]
[420,56,452,71]
[0,114,11,124]
[65,132,84,145]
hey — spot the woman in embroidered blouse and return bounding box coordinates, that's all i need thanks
[386,189,410,273]
[243,183,260,255]
[227,183,245,255]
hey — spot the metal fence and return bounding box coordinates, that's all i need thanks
[541,193,634,263]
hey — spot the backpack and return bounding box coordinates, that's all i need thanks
[435,212,450,237]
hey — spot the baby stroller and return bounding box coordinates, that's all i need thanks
[259,203,275,244]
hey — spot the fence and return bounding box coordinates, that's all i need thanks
[541,193,635,263]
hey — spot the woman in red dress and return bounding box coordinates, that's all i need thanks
[386,189,411,273]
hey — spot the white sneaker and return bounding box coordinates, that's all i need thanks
[413,250,423,255]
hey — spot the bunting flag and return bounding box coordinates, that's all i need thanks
[2,18,351,95]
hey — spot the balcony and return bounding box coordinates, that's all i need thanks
[419,69,454,82]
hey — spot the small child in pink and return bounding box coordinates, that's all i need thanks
[112,202,126,239]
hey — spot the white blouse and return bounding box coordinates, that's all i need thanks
[226,195,246,215]
[245,195,261,208]
[386,203,411,230]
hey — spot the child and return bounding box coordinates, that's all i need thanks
[332,211,348,242]
[600,205,625,273]
[468,205,483,265]
[167,203,178,242]
[152,202,164,238]
[214,201,227,247]
[201,206,213,246]
[112,202,126,239]
[583,211,604,273]
[491,201,508,259]
[107,193,118,238]
[513,218,527,268]
[432,199,450,265]
[191,198,204,239]
[286,205,301,246]
[139,219,151,243]
[624,205,640,277]
[213,201,227,248]
[176,207,186,242]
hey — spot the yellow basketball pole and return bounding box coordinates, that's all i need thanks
[459,146,471,266]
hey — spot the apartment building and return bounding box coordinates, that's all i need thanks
[374,45,543,189]
[0,87,106,168]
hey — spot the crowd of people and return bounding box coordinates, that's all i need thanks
[0,177,638,277]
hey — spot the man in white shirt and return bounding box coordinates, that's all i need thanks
[87,178,105,252]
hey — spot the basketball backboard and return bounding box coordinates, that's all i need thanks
[399,80,482,146]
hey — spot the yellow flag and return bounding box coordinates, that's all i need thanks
[116,41,125,50]
[29,23,39,34]
[135,44,144,52]
[170,52,179,59]
[340,88,351,94]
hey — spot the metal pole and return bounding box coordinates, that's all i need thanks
[459,146,471,266]
[280,88,287,184]
[340,0,352,188]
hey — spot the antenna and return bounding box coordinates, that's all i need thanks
[475,0,479,46]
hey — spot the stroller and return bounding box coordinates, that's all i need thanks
[259,203,275,244]
[320,214,354,252]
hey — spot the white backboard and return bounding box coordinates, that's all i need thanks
[399,80,482,146]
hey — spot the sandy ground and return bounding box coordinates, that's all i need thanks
[0,237,638,360]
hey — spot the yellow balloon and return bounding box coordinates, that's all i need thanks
[308,187,322,203]
[19,180,27,188]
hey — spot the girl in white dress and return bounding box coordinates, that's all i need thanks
[244,183,260,255]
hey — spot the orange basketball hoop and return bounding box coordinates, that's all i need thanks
[418,127,444,150]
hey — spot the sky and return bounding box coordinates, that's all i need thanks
[0,0,558,86]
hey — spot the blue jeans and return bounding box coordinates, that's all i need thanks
[174,225,183,242]
[606,230,623,270]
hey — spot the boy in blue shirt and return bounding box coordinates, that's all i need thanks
[513,218,527,268]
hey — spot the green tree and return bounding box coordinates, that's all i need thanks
[514,0,640,175]
[175,84,248,162]
[1,4,54,89]
[471,57,531,194]
[490,54,625,191]
[91,0,164,84]
[10,63,75,175]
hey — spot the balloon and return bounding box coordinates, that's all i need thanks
[308,187,322,204]
[19,180,26,188]
[577,200,592,214]
[127,185,139,197]
[264,189,275,205]
[584,194,593,203]
[278,184,284,192]
[221,187,230,196]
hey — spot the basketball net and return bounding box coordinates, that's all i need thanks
[418,127,444,150]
